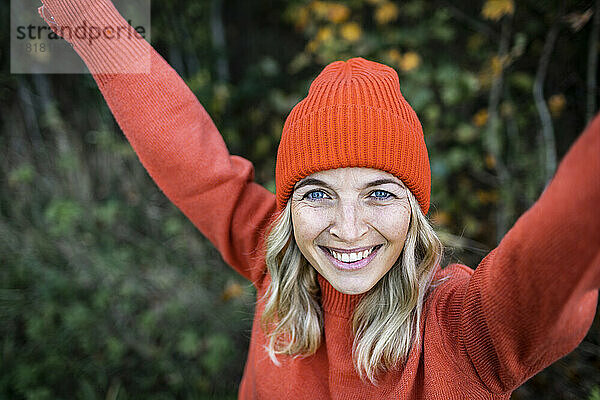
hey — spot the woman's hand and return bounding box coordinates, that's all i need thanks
[38,0,119,41]
[37,0,149,76]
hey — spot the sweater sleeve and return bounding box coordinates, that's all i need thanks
[38,0,277,284]
[456,115,600,393]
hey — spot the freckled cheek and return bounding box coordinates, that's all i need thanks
[292,208,333,245]
[370,207,411,240]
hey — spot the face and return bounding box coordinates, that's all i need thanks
[291,167,411,295]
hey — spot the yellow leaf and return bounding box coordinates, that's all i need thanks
[476,190,499,204]
[316,26,334,43]
[375,2,399,25]
[311,1,330,18]
[473,109,488,127]
[340,22,362,42]
[399,51,421,72]
[387,49,402,63]
[327,3,350,24]
[479,55,510,87]
[485,154,497,169]
[431,211,451,227]
[482,0,514,21]
[294,7,310,31]
[548,94,566,117]
[222,281,245,301]
[306,39,319,53]
[490,56,503,76]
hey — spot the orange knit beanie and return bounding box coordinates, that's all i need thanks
[275,57,431,214]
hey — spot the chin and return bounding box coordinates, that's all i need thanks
[338,286,368,295]
[329,276,377,295]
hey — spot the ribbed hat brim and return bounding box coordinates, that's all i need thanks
[276,104,430,214]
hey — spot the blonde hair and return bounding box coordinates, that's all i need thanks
[261,190,443,383]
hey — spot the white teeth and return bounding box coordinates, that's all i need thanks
[329,247,375,263]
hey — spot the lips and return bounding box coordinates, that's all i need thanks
[319,245,383,271]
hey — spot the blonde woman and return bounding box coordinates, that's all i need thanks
[38,1,600,398]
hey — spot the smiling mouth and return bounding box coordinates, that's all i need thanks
[320,245,383,264]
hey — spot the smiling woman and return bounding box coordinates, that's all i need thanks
[36,0,600,398]
[255,56,450,383]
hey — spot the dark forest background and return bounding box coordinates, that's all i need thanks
[1,0,599,398]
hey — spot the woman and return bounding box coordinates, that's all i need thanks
[38,1,600,398]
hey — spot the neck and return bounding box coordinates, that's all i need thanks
[317,273,365,318]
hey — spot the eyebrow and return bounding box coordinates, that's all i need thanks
[294,177,405,191]
[364,179,405,189]
[294,178,332,191]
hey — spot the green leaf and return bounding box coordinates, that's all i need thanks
[8,164,35,185]
[177,330,200,357]
[44,199,84,236]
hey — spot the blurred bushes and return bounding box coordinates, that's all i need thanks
[1,0,599,398]
[1,99,252,398]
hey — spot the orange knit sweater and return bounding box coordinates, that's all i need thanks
[39,2,600,398]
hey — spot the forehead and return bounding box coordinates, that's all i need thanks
[296,167,402,187]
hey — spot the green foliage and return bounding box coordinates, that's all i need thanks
[1,105,253,398]
[8,164,36,185]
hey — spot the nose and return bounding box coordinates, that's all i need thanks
[329,202,368,243]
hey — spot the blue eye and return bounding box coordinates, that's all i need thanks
[370,190,393,200]
[304,190,329,201]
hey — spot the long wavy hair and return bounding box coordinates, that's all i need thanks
[260,189,443,383]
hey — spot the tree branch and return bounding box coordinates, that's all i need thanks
[440,1,500,41]
[211,0,230,82]
[485,16,512,241]
[587,0,600,123]
[533,16,561,185]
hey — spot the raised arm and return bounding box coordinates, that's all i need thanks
[445,115,600,393]
[39,0,277,283]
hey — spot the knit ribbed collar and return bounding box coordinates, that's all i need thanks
[317,274,365,318]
